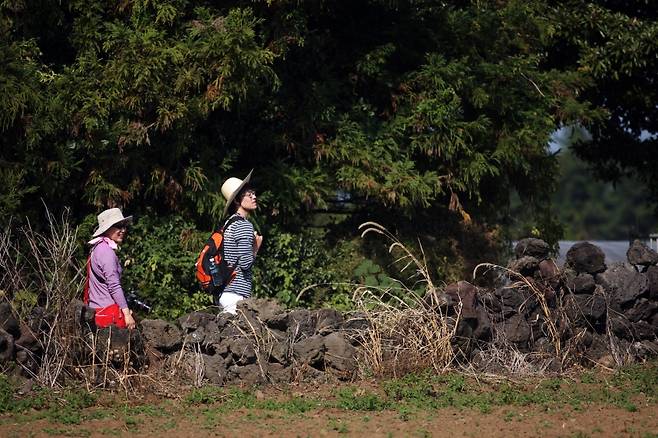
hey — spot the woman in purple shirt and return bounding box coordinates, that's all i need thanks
[84,208,136,329]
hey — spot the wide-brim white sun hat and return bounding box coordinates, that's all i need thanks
[221,169,253,217]
[91,208,133,238]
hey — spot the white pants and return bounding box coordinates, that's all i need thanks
[219,292,244,315]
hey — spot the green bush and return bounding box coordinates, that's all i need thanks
[120,214,211,320]
[253,226,353,309]
[80,213,362,318]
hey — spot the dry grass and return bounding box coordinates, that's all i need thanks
[470,262,567,374]
[0,208,83,386]
[474,262,561,353]
[350,225,583,379]
[0,208,147,392]
[352,222,457,377]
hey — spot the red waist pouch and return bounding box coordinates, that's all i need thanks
[94,304,126,329]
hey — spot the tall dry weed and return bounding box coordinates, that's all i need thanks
[352,222,457,377]
[470,262,569,374]
[0,208,146,391]
[0,208,85,386]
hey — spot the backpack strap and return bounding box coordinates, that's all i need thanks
[83,255,91,305]
[83,242,106,305]
[221,214,244,232]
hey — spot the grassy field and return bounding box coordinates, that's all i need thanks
[1,361,657,437]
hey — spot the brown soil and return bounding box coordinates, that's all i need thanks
[1,389,656,438]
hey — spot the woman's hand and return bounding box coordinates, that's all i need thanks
[253,231,263,255]
[122,308,136,330]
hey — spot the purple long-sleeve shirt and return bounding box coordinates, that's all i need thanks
[87,239,128,309]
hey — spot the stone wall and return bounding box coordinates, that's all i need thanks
[1,239,657,384]
[450,238,658,371]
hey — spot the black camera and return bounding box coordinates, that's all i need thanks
[126,291,152,312]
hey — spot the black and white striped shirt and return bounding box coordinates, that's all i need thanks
[222,214,255,297]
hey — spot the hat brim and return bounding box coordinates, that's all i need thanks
[222,169,253,218]
[91,216,133,237]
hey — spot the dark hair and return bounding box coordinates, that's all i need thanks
[229,184,253,214]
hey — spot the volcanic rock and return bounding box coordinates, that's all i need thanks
[566,242,606,274]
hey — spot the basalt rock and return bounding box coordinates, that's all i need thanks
[267,341,290,365]
[0,328,14,362]
[140,319,182,351]
[341,312,370,331]
[72,300,96,331]
[3,267,657,386]
[95,327,144,367]
[623,298,658,323]
[632,321,657,340]
[286,309,318,339]
[564,293,607,324]
[292,335,325,368]
[494,286,525,314]
[596,262,649,306]
[14,323,40,354]
[626,239,658,267]
[634,340,658,360]
[538,259,561,289]
[227,337,257,365]
[238,298,285,323]
[508,256,540,276]
[472,306,493,341]
[316,309,344,335]
[567,273,596,295]
[566,242,606,274]
[444,281,479,318]
[0,303,20,338]
[228,363,266,385]
[178,311,215,331]
[267,362,292,383]
[647,266,658,299]
[514,238,551,260]
[499,314,531,344]
[323,332,357,374]
[609,316,634,340]
[202,353,228,385]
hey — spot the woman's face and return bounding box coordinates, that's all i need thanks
[239,189,258,212]
[104,224,128,244]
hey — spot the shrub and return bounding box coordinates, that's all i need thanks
[119,214,211,320]
[252,225,353,308]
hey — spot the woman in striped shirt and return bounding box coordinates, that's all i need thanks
[219,170,263,314]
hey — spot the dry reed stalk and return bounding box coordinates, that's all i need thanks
[473,262,562,356]
[192,343,204,387]
[0,208,85,387]
[232,310,272,381]
[1,207,148,393]
[471,329,552,376]
[352,222,456,377]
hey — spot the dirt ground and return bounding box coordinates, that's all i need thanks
[1,385,656,438]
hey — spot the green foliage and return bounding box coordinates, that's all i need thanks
[0,167,38,223]
[0,376,95,419]
[353,259,395,289]
[119,213,211,319]
[2,0,658,310]
[552,2,658,201]
[553,146,658,240]
[184,386,226,405]
[335,387,389,411]
[252,226,352,308]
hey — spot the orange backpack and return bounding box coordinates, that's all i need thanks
[195,216,241,295]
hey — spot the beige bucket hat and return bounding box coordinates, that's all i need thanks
[91,208,133,238]
[221,169,253,217]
